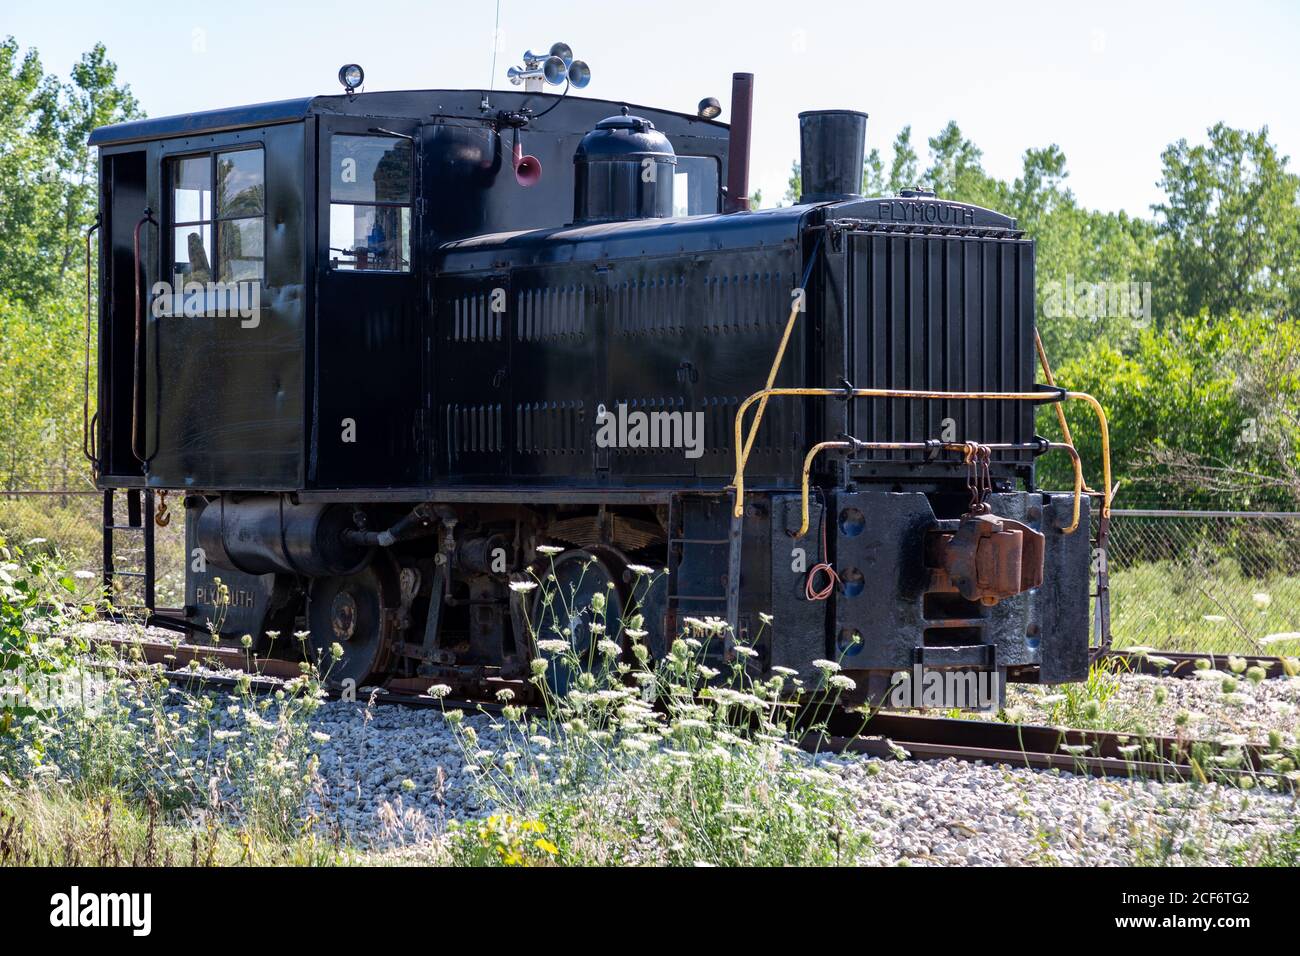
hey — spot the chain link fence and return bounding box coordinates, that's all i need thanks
[0,489,185,609]
[1106,508,1300,656]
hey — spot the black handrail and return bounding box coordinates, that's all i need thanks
[131,208,157,467]
[82,215,101,472]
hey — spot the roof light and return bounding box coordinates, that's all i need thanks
[338,64,364,93]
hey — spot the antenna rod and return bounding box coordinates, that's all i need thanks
[489,0,502,90]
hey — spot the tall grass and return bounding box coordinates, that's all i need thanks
[1111,557,1300,655]
[2,545,342,863]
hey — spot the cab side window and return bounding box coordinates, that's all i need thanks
[216,149,265,281]
[329,134,412,272]
[672,155,721,216]
[169,147,264,285]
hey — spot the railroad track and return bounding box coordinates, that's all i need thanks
[1104,648,1297,679]
[125,607,1299,680]
[88,630,1294,790]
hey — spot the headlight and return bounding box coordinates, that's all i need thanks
[338,64,365,92]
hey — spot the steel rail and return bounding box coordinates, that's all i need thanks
[89,634,1290,788]
[1103,648,1298,680]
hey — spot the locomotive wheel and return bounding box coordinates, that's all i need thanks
[531,549,626,696]
[307,560,399,687]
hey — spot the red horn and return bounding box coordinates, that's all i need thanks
[513,132,542,187]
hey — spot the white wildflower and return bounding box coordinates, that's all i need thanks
[1261,632,1300,646]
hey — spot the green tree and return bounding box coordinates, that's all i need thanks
[923,121,1002,208]
[886,126,918,193]
[0,38,140,489]
[1038,314,1300,508]
[0,38,139,307]
[1153,123,1300,321]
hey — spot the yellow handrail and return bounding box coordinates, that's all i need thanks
[732,385,1113,521]
[1034,329,1073,448]
[738,299,803,469]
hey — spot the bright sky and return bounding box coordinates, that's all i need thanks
[6,0,1298,215]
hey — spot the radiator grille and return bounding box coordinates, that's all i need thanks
[849,233,1035,461]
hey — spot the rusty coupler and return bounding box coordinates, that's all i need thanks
[935,442,1045,606]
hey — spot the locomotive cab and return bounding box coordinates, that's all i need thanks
[88,91,729,494]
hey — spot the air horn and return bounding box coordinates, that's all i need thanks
[507,42,591,91]
[512,128,542,187]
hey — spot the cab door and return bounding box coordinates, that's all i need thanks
[311,116,423,488]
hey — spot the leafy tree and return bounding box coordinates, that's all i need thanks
[0,38,139,306]
[885,126,918,193]
[1153,123,1300,321]
[0,38,61,307]
[47,44,142,284]
[862,145,885,196]
[923,121,1002,208]
[0,293,84,488]
[0,38,140,489]
[1038,314,1300,508]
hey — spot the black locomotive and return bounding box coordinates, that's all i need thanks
[87,63,1109,705]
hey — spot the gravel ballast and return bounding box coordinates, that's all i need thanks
[46,625,1300,862]
[835,757,1296,866]
[261,692,1299,863]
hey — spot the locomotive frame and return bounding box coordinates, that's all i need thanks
[86,71,1113,707]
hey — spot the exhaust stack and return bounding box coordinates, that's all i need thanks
[797,109,868,204]
[723,72,754,213]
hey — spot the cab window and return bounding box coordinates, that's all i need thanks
[328,134,412,272]
[169,147,265,285]
[672,155,721,217]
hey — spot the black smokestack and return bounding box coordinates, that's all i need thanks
[798,109,868,203]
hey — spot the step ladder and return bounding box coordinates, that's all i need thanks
[664,492,745,654]
[101,487,155,611]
